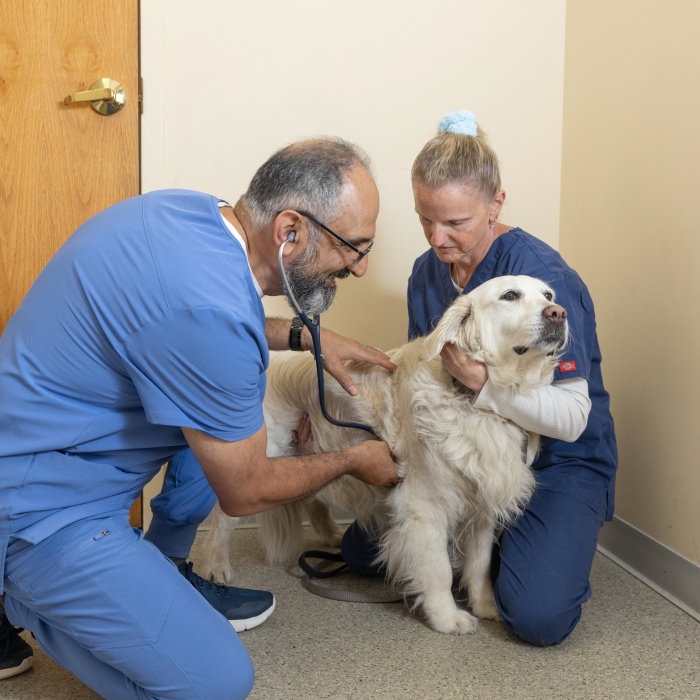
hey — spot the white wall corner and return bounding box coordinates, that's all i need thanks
[597,517,700,623]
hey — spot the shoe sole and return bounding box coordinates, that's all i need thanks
[0,656,34,680]
[229,596,276,633]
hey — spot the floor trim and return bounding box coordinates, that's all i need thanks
[597,516,700,622]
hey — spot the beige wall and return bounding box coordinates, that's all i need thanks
[560,1,700,564]
[141,0,566,350]
[141,2,700,569]
[140,0,566,531]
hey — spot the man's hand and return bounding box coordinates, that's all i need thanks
[346,439,401,488]
[315,327,396,396]
[291,413,314,455]
[292,414,399,487]
[440,342,488,393]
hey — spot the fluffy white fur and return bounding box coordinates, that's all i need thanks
[201,275,568,635]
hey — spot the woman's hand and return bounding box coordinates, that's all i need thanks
[440,342,488,393]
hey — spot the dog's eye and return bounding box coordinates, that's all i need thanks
[500,290,520,301]
[544,291,553,301]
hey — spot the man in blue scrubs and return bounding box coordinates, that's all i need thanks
[0,138,399,698]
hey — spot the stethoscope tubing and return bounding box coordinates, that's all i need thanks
[277,239,376,436]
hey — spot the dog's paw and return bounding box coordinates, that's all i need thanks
[320,526,344,548]
[200,560,233,586]
[469,585,502,621]
[425,606,479,635]
[471,597,502,621]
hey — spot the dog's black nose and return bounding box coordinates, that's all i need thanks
[543,304,567,325]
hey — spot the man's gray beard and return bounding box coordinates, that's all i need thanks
[283,242,349,316]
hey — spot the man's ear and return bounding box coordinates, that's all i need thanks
[273,210,304,251]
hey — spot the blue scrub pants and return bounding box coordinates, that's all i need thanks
[492,485,606,645]
[144,450,217,559]
[3,513,254,700]
[343,480,607,646]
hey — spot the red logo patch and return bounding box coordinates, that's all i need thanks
[559,360,577,373]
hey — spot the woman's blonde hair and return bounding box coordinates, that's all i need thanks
[411,114,501,199]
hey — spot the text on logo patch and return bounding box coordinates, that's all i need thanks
[559,360,577,373]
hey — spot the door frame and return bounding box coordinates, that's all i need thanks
[140,0,165,194]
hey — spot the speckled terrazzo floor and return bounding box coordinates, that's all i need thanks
[2,526,699,700]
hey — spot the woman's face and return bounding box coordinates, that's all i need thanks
[413,181,504,265]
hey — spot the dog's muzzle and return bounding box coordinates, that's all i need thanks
[517,305,568,354]
[538,304,568,348]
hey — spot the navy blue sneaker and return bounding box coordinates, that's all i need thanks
[0,613,33,680]
[178,562,275,632]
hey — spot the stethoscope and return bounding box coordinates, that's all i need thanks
[278,231,376,436]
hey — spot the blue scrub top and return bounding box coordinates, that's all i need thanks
[408,228,618,518]
[0,190,268,582]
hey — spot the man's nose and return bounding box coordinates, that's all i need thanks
[349,254,369,277]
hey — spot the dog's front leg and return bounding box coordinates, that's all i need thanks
[303,498,344,547]
[383,514,479,635]
[460,517,501,621]
[257,501,307,564]
[200,503,240,584]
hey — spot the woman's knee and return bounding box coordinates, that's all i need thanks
[494,570,586,646]
[497,593,581,646]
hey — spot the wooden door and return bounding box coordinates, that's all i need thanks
[0,0,142,525]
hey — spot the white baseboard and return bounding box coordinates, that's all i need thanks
[597,516,700,622]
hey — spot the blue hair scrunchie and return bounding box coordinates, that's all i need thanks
[438,109,478,137]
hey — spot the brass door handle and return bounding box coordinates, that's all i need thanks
[64,78,126,115]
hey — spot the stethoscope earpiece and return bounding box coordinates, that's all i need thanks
[287,230,296,242]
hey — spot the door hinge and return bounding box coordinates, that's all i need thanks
[138,77,144,114]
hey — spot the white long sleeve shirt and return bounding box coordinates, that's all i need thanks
[473,377,591,442]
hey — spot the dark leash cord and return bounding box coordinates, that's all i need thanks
[298,550,348,578]
[297,550,402,604]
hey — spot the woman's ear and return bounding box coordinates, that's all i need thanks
[490,190,506,223]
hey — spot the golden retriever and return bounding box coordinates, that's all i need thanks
[201,275,568,635]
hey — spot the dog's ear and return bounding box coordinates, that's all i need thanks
[430,298,481,359]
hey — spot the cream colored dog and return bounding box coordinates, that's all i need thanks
[201,275,568,635]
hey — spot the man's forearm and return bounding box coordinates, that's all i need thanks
[183,426,397,518]
[218,449,361,517]
[184,425,362,517]
[265,316,311,352]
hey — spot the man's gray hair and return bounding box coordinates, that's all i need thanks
[242,137,373,229]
